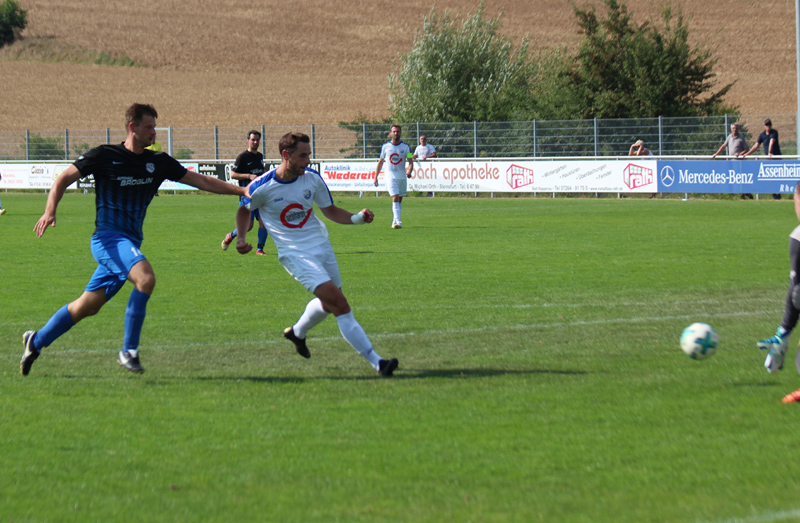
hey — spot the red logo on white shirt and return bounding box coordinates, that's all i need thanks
[280,203,313,228]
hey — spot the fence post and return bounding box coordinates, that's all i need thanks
[64,129,69,160]
[214,125,219,160]
[723,114,730,156]
[593,118,599,157]
[106,128,111,145]
[416,121,421,143]
[168,126,173,156]
[473,121,478,157]
[25,130,29,161]
[658,116,663,155]
[311,124,316,159]
[362,123,367,159]
[532,119,537,158]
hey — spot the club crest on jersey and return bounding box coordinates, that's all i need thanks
[146,163,155,173]
[303,189,312,200]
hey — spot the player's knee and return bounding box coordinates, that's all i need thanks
[70,295,105,320]
[138,275,156,295]
[792,284,800,309]
[322,293,350,315]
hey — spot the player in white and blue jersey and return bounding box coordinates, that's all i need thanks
[20,103,247,376]
[235,132,398,376]
[374,124,413,229]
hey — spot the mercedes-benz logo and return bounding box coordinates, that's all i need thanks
[660,166,675,187]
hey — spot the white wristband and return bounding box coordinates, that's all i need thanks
[351,212,365,225]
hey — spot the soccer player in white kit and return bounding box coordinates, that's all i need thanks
[235,132,399,376]
[374,124,413,229]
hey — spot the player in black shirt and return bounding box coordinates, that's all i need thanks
[21,103,247,375]
[220,130,269,254]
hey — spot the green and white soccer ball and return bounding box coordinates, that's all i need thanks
[680,322,718,360]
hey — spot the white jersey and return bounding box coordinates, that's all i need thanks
[245,167,333,253]
[414,144,435,159]
[379,141,411,180]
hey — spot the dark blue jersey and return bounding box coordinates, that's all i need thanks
[232,150,265,187]
[74,144,187,243]
[758,129,782,156]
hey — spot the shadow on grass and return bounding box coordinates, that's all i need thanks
[184,367,587,383]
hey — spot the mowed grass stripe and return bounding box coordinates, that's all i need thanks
[1,193,799,522]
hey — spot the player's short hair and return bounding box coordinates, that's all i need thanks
[279,132,310,155]
[248,130,261,140]
[391,124,402,132]
[124,103,158,129]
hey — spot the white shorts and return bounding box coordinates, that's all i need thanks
[278,242,342,293]
[385,177,407,197]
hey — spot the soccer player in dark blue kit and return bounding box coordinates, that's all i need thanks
[20,103,247,375]
[220,130,269,254]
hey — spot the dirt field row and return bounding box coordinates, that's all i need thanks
[1,0,796,130]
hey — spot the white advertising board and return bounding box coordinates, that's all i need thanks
[319,159,658,193]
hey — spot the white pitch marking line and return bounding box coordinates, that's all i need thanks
[704,508,800,523]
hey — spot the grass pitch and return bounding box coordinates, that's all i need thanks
[2,192,800,522]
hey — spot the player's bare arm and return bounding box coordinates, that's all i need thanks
[374,159,384,186]
[320,205,374,225]
[179,170,246,196]
[230,170,256,182]
[34,165,83,237]
[794,181,800,223]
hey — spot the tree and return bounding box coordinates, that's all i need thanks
[567,0,736,118]
[23,134,65,160]
[0,0,27,48]
[388,4,539,122]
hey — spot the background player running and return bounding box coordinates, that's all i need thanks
[221,130,269,254]
[20,103,247,375]
[236,132,399,376]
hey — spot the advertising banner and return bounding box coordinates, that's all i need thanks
[657,160,800,194]
[4,159,800,195]
[0,164,31,189]
[320,159,658,193]
[0,163,73,189]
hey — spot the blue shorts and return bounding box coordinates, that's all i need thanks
[239,196,260,221]
[86,233,146,300]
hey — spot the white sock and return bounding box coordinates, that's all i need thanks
[392,202,401,223]
[336,311,382,368]
[294,298,329,339]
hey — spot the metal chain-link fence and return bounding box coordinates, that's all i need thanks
[1,114,795,161]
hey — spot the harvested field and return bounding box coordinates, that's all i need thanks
[1,0,797,129]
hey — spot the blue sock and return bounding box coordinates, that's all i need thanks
[35,304,74,351]
[123,289,150,351]
[230,228,238,239]
[257,227,268,248]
